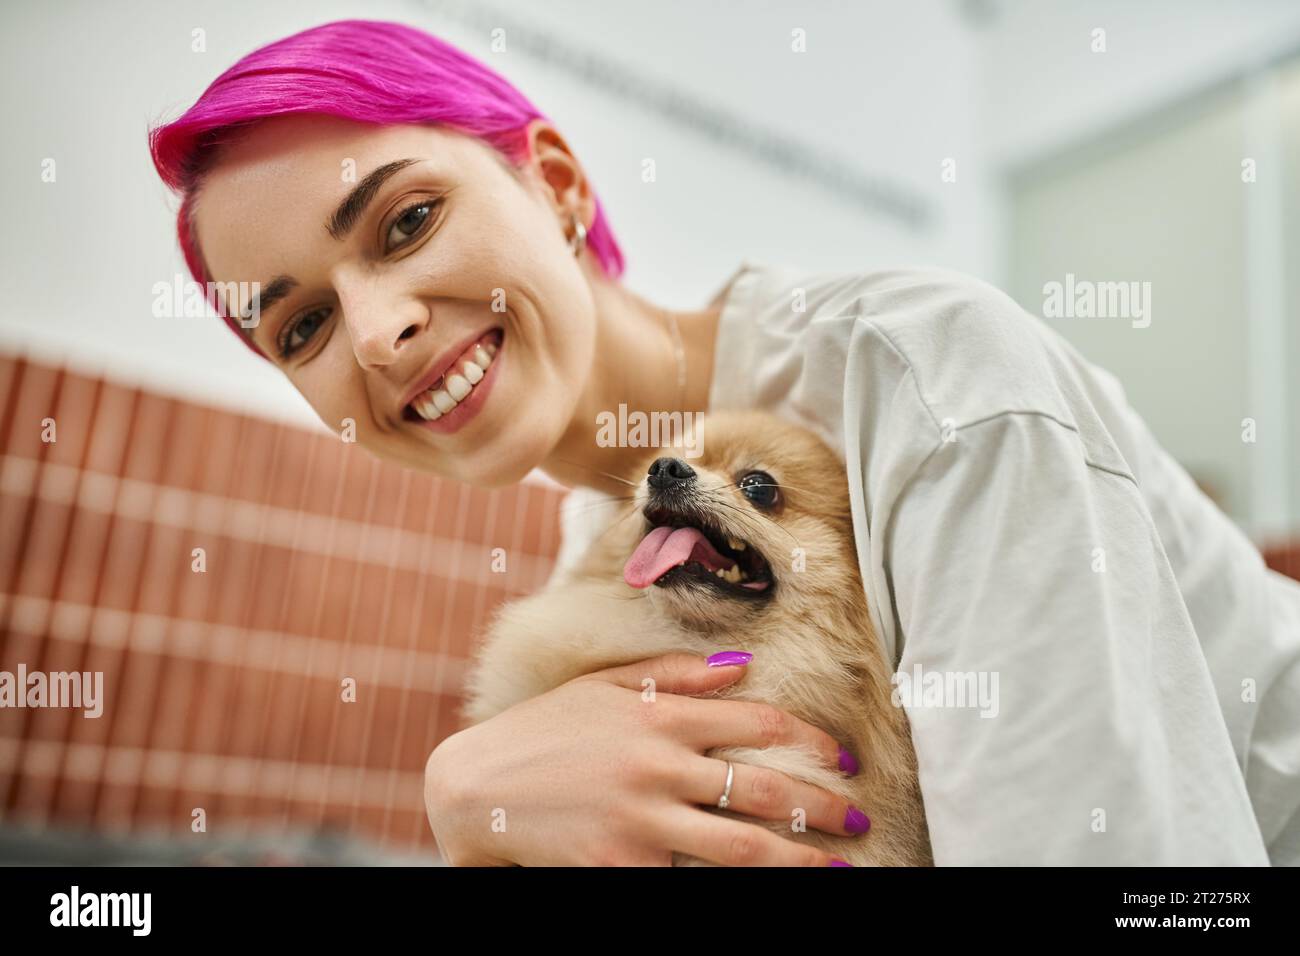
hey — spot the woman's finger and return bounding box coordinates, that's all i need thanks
[674,696,859,777]
[678,755,871,838]
[579,651,751,697]
[655,805,846,867]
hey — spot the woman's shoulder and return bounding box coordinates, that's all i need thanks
[743,261,1032,335]
[740,262,1062,385]
[722,261,1095,455]
[734,262,1044,363]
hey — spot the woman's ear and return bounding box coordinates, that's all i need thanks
[521,118,594,228]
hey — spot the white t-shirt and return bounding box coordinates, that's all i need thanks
[554,261,1300,866]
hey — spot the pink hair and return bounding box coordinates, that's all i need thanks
[148,18,625,359]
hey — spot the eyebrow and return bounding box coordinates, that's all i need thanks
[236,158,422,350]
[327,158,420,241]
[237,274,298,347]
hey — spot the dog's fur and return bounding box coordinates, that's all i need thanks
[461,410,932,866]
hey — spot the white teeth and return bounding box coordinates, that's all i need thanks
[446,374,472,401]
[409,336,499,421]
[728,538,746,551]
[411,395,442,421]
[713,564,746,584]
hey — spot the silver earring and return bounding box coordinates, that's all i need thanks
[568,214,587,255]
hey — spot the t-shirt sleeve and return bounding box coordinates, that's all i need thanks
[884,412,1270,864]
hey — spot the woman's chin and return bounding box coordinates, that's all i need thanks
[442,438,549,489]
[464,458,536,489]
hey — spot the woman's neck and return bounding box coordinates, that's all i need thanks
[540,267,726,496]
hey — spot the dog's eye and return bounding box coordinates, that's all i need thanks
[738,471,779,508]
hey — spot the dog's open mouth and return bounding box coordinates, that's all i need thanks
[623,507,773,598]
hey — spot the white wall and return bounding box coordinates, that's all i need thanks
[986,4,1300,536]
[1278,60,1300,537]
[1006,88,1254,520]
[979,0,1300,171]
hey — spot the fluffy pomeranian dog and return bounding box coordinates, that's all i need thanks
[462,410,932,866]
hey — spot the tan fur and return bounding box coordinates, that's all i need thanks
[461,410,932,866]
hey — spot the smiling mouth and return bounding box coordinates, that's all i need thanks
[624,505,774,599]
[403,328,503,422]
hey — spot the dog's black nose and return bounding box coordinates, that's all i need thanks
[647,456,696,491]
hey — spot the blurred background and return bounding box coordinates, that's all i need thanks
[0,0,1297,863]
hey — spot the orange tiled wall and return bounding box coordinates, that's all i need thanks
[1261,542,1300,583]
[0,353,565,857]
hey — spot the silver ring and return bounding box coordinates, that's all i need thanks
[716,760,735,810]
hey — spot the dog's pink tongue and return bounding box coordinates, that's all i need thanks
[624,526,727,589]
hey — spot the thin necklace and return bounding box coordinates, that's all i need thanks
[663,307,687,412]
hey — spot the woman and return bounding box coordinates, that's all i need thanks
[149,19,1300,866]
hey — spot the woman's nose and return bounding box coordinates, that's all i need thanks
[338,279,427,367]
[351,319,421,367]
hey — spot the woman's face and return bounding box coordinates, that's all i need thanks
[193,113,598,487]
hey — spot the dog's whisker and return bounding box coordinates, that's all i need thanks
[738,482,819,497]
[562,495,640,515]
[581,507,640,539]
[551,457,641,488]
[697,492,804,551]
[548,455,639,486]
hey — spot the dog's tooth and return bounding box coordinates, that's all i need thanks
[715,568,726,578]
[727,537,746,551]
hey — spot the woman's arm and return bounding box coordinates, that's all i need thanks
[425,653,868,866]
[886,411,1269,864]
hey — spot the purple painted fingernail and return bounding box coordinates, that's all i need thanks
[707,651,753,667]
[838,747,860,776]
[829,859,854,867]
[844,807,871,834]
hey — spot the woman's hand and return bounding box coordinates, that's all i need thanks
[424,652,865,866]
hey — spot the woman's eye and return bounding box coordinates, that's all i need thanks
[385,200,437,252]
[280,308,330,357]
[738,471,780,508]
